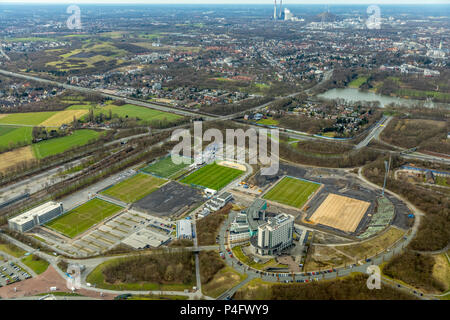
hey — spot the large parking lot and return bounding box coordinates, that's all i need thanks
[0,257,31,288]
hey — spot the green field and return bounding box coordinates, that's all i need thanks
[0,126,32,149]
[256,118,279,126]
[21,255,49,275]
[142,156,192,178]
[101,173,166,203]
[93,104,182,123]
[263,176,321,208]
[0,112,56,126]
[45,198,123,238]
[180,163,244,191]
[32,129,101,159]
[348,76,368,88]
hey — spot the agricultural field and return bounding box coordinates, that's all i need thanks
[45,198,123,238]
[0,146,35,172]
[0,126,32,150]
[0,112,56,126]
[141,155,192,178]
[101,173,166,203]
[92,103,182,123]
[263,176,321,209]
[40,110,89,127]
[32,129,101,159]
[180,162,244,191]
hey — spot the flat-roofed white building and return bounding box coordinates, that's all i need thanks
[8,201,64,233]
[176,219,192,239]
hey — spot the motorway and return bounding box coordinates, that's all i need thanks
[355,115,392,149]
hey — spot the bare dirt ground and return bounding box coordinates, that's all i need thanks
[0,146,35,172]
[0,266,115,300]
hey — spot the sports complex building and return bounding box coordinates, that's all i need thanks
[8,202,64,233]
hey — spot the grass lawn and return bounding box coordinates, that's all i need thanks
[86,258,194,292]
[232,246,276,270]
[45,198,123,238]
[263,176,321,208]
[202,266,247,298]
[0,112,56,126]
[93,104,182,123]
[141,156,192,178]
[32,129,101,159]
[101,173,166,203]
[256,118,279,126]
[0,126,32,149]
[339,227,405,261]
[21,255,49,275]
[0,243,26,258]
[348,76,368,88]
[181,162,244,191]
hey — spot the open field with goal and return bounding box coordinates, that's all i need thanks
[45,198,123,238]
[263,176,321,209]
[180,162,244,191]
[142,155,192,178]
[101,173,166,203]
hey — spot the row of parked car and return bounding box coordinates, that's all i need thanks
[0,262,31,287]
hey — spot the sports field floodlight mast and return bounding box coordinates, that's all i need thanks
[382,154,391,196]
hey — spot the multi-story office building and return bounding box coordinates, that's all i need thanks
[8,202,64,233]
[251,213,294,256]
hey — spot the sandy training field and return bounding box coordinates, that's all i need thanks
[0,114,7,119]
[0,146,35,172]
[217,160,247,171]
[309,194,370,233]
[39,110,89,127]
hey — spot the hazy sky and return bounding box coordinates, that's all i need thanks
[2,0,449,4]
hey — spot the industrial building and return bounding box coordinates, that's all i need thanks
[251,213,294,256]
[8,202,64,233]
[122,229,170,249]
[176,219,193,239]
[205,192,233,212]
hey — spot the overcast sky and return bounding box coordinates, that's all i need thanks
[2,0,449,4]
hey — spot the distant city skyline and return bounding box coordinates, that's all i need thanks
[2,0,449,5]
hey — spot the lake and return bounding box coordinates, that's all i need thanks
[317,88,448,109]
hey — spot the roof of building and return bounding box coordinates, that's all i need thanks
[9,202,62,225]
[177,219,192,237]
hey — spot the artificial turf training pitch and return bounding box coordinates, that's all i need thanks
[101,173,166,203]
[45,198,123,238]
[263,176,321,208]
[142,156,192,178]
[180,162,244,191]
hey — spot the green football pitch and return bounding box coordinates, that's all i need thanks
[142,156,192,178]
[263,176,321,208]
[101,173,166,203]
[180,162,244,191]
[45,198,123,238]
